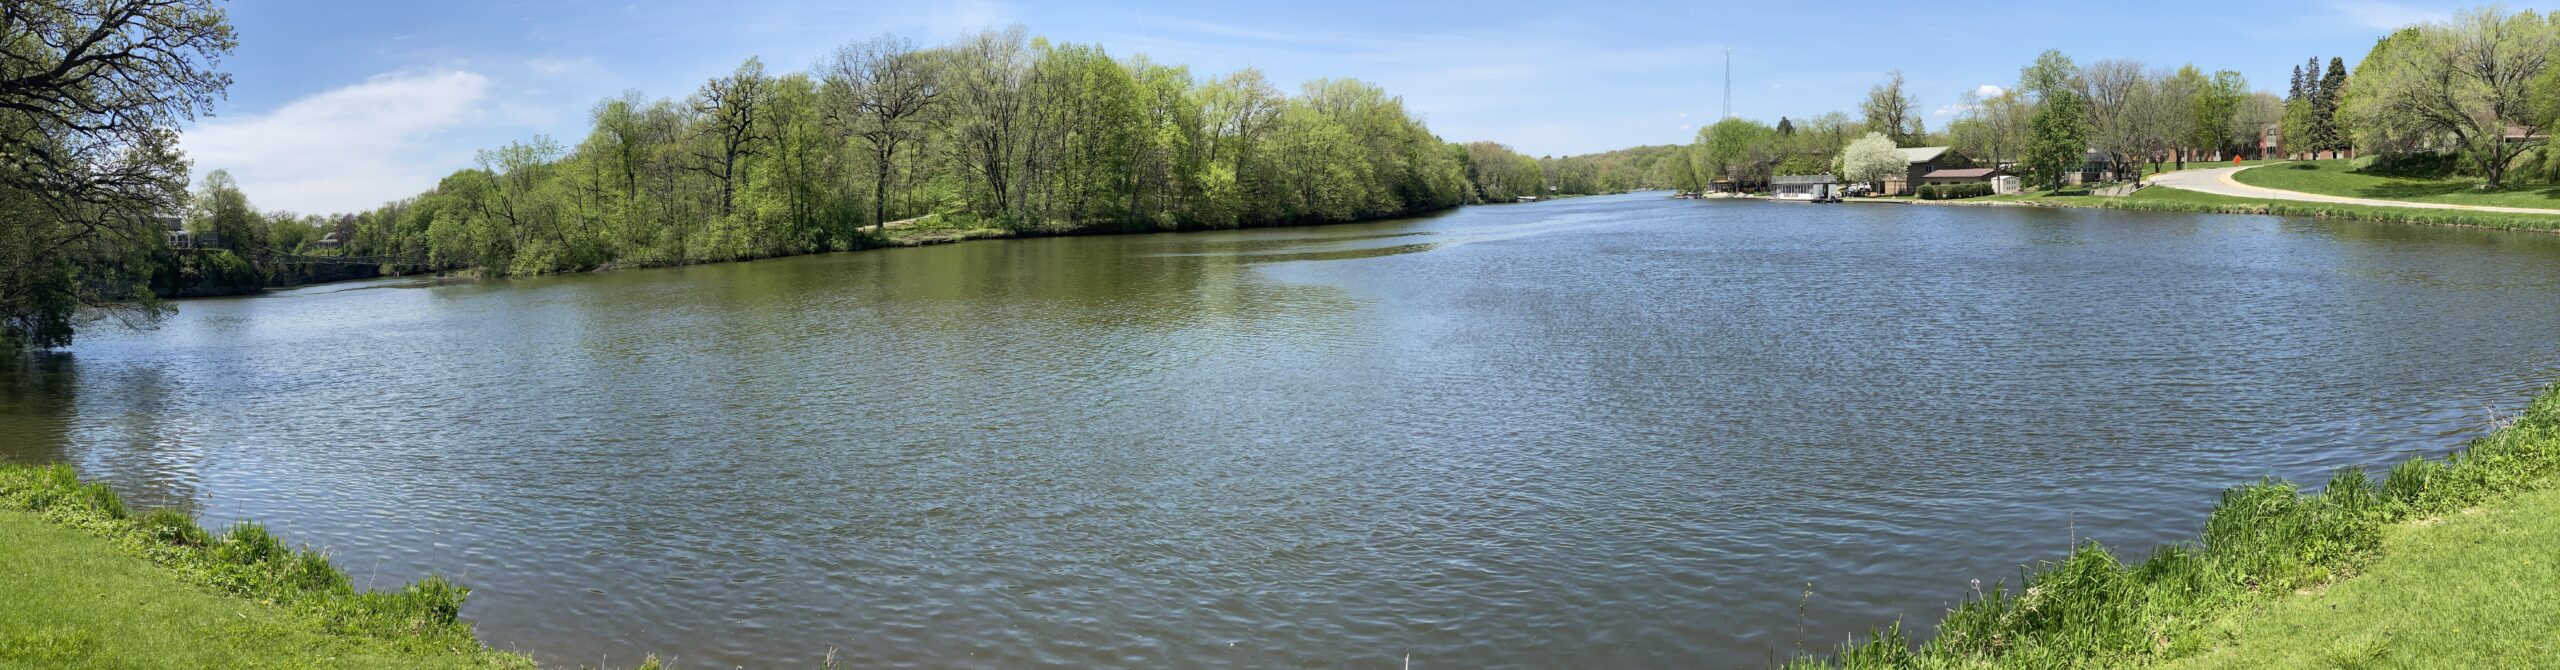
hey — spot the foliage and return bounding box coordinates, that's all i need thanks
[2345,8,2559,188]
[2191,70,2250,159]
[1789,382,2560,668]
[1836,132,1904,188]
[2023,92,2092,190]
[0,0,234,354]
[2019,50,2080,104]
[1697,117,1781,187]
[1949,89,2032,169]
[302,30,1496,278]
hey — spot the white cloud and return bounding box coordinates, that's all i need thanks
[1931,103,1970,117]
[1974,84,2005,97]
[181,71,491,215]
[2330,1,2448,31]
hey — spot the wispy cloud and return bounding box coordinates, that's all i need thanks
[181,71,492,215]
[2330,0,2448,31]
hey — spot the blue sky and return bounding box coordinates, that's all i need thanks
[186,0,2481,214]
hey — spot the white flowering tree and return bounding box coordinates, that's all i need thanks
[1837,132,1904,192]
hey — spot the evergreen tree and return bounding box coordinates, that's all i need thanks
[1776,117,1794,136]
[2288,64,2304,102]
[2317,57,2350,152]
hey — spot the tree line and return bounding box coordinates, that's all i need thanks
[1666,52,2288,193]
[211,28,1677,277]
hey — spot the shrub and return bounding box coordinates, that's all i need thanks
[1917,183,1994,200]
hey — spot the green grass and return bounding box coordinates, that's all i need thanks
[0,464,537,669]
[0,509,525,669]
[2158,486,2560,669]
[1790,383,2560,668]
[1968,186,2560,233]
[2140,158,2286,176]
[2229,158,2560,210]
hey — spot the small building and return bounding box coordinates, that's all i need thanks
[1991,175,2023,195]
[1771,174,1840,202]
[1881,147,1957,196]
[157,214,192,249]
[1918,167,2007,187]
[315,232,345,249]
[2067,150,2125,185]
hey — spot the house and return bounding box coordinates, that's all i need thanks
[315,232,345,249]
[1881,147,1957,195]
[2067,150,2125,185]
[1918,167,2007,187]
[1770,174,1840,202]
[157,215,191,248]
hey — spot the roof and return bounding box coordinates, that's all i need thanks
[1770,174,1838,185]
[1897,147,1951,163]
[1922,168,2004,179]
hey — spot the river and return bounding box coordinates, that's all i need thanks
[8,192,2560,667]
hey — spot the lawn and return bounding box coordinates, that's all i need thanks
[2157,485,2560,669]
[2141,158,2286,176]
[2229,158,2560,210]
[0,509,529,670]
[1950,185,2560,233]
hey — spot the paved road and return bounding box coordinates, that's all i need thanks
[2148,164,2560,215]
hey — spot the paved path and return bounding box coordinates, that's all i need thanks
[2146,164,2560,216]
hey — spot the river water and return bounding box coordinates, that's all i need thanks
[9,193,2560,668]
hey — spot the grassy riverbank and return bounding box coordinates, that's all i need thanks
[0,464,535,669]
[1959,186,2560,233]
[2229,158,2560,211]
[1791,383,2560,668]
[2161,485,2560,668]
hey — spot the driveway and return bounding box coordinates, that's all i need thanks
[2147,165,2560,216]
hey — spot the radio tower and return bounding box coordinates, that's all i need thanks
[1721,49,1732,119]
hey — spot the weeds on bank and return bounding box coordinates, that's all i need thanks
[0,464,519,663]
[1787,384,2560,669]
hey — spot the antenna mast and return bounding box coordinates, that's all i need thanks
[1722,49,1732,119]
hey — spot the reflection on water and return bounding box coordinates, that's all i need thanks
[0,355,75,464]
[14,193,2560,668]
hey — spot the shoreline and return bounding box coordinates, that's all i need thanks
[1699,184,2560,235]
[158,199,1553,300]
[165,189,1684,301]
